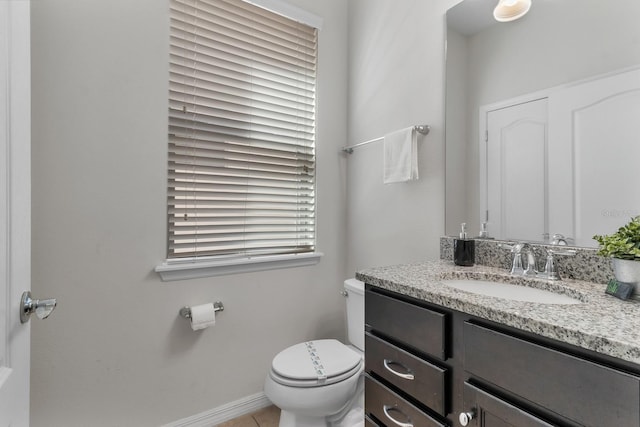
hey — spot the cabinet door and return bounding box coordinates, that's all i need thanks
[464,322,640,426]
[461,383,553,427]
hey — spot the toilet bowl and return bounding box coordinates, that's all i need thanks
[264,279,365,427]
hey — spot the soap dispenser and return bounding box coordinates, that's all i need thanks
[454,223,475,266]
[478,222,494,239]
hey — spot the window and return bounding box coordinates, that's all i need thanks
[158,0,321,280]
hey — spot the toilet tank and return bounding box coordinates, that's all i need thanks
[344,278,365,351]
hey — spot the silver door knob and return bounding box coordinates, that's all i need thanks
[20,291,57,323]
[459,410,476,426]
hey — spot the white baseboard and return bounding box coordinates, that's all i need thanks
[164,392,273,427]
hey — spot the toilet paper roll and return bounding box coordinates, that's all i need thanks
[189,303,216,331]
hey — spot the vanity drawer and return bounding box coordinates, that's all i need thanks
[365,333,448,416]
[365,289,447,360]
[464,322,640,427]
[364,415,380,427]
[365,376,447,427]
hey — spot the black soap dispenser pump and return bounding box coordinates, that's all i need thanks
[454,223,475,266]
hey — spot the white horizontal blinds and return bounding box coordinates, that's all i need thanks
[168,0,317,259]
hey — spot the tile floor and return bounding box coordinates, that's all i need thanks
[216,405,280,427]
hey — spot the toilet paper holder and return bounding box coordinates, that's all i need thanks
[179,301,224,319]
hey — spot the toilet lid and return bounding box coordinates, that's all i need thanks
[270,339,363,387]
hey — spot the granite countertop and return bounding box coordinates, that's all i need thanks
[356,260,640,365]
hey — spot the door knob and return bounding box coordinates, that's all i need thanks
[20,291,57,323]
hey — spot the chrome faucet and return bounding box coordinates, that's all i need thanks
[539,247,576,280]
[500,241,577,280]
[518,243,538,277]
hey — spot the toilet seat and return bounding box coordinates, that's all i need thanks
[270,339,363,388]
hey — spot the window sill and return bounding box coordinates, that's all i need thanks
[155,252,323,282]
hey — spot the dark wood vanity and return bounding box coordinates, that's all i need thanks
[364,285,640,427]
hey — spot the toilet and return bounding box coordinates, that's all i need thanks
[264,278,365,427]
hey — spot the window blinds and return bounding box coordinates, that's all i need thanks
[168,0,317,260]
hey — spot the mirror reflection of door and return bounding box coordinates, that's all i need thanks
[548,68,640,247]
[485,98,548,242]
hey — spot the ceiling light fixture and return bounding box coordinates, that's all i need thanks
[493,0,532,22]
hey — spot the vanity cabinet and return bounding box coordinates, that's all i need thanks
[461,382,553,427]
[364,285,640,427]
[464,322,640,427]
[365,414,381,427]
[365,287,450,426]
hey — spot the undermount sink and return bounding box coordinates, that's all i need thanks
[441,279,582,304]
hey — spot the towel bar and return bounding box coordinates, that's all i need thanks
[179,301,224,319]
[342,125,430,154]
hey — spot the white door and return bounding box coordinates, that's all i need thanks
[548,67,640,247]
[484,98,548,242]
[0,2,31,426]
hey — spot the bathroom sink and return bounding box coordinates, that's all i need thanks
[441,279,582,304]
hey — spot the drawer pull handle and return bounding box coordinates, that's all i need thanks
[383,359,415,380]
[383,405,414,427]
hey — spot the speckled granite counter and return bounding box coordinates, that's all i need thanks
[356,260,640,365]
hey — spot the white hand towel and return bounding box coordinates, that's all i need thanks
[383,127,419,184]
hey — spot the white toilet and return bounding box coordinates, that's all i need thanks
[264,278,365,427]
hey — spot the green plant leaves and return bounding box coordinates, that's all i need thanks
[593,216,640,259]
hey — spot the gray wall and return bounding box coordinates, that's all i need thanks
[30,0,348,425]
[346,0,457,274]
[31,0,462,424]
[444,28,468,239]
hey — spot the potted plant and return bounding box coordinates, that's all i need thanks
[593,216,640,291]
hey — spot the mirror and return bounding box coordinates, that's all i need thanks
[445,0,640,247]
